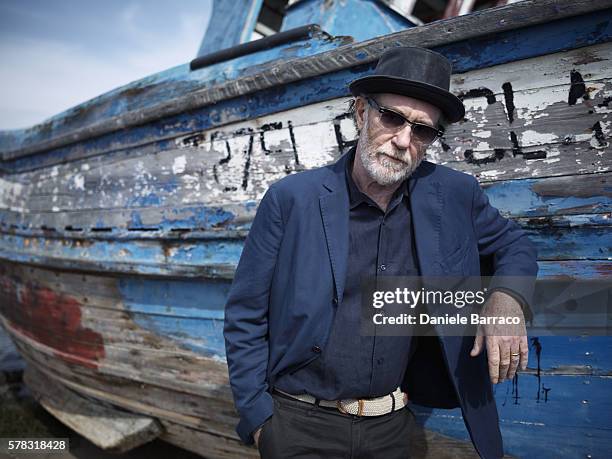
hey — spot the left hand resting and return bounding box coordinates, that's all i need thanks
[469,291,528,384]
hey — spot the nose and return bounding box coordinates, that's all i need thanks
[392,124,413,149]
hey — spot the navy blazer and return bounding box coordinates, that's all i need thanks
[224,151,538,458]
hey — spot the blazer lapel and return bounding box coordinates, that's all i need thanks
[409,165,444,276]
[319,154,350,303]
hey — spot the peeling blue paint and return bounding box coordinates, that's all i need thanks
[127,193,162,207]
[118,276,230,358]
[2,8,611,170]
[281,0,417,42]
[0,233,244,277]
[412,370,612,458]
[484,179,611,217]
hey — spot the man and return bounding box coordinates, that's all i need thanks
[224,47,538,458]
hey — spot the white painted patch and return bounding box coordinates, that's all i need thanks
[73,174,85,190]
[172,155,187,174]
[475,141,491,151]
[520,130,559,145]
[473,130,492,138]
[450,44,612,95]
[480,170,504,178]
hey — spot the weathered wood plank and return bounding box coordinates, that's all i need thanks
[9,324,232,409]
[1,212,609,279]
[484,173,611,218]
[24,365,162,453]
[0,234,242,279]
[537,260,612,279]
[1,43,610,240]
[161,421,260,459]
[3,263,610,459]
[1,173,610,240]
[23,356,244,443]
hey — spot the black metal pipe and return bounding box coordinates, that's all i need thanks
[190,24,320,71]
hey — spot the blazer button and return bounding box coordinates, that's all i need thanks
[312,345,321,353]
[333,297,338,305]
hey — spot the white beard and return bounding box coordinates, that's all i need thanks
[357,119,424,186]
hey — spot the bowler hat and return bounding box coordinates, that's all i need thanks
[349,47,465,123]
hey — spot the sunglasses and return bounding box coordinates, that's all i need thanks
[365,97,443,145]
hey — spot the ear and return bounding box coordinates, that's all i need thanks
[355,97,367,131]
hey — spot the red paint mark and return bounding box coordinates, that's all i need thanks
[0,272,105,369]
[594,262,612,276]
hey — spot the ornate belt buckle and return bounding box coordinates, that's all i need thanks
[357,399,365,416]
[337,398,366,416]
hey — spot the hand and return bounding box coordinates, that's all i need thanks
[254,426,263,447]
[470,291,528,384]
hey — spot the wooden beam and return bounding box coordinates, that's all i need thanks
[24,365,162,453]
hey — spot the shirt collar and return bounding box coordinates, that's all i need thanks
[345,147,409,210]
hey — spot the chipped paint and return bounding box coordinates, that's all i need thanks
[73,173,85,190]
[0,265,105,369]
[474,130,492,138]
[521,130,559,145]
[172,155,187,174]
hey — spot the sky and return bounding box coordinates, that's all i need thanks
[0,0,212,129]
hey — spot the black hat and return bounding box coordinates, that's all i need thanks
[349,47,465,123]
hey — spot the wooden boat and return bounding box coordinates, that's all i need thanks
[0,0,610,457]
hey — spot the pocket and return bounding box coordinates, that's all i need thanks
[403,405,416,423]
[257,416,273,454]
[443,239,469,274]
[445,241,467,263]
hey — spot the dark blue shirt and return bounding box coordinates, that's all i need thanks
[274,148,419,399]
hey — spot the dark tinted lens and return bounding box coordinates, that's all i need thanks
[412,123,438,143]
[379,110,406,129]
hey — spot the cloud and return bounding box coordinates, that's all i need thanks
[0,2,210,130]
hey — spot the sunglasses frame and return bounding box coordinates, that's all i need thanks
[364,96,444,145]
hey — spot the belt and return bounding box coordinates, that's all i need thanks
[273,387,408,416]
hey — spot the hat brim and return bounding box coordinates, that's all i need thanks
[349,75,465,123]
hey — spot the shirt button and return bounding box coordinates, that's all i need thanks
[312,345,321,353]
[380,264,386,271]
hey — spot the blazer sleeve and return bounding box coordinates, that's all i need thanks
[223,184,284,444]
[470,177,539,320]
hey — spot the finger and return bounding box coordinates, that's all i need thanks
[498,339,511,382]
[470,334,484,357]
[519,335,529,371]
[487,338,500,384]
[507,341,520,380]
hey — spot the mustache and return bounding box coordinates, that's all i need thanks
[377,151,409,165]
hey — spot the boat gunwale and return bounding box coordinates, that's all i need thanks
[1,0,610,162]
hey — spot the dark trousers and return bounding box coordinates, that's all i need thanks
[257,392,416,458]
